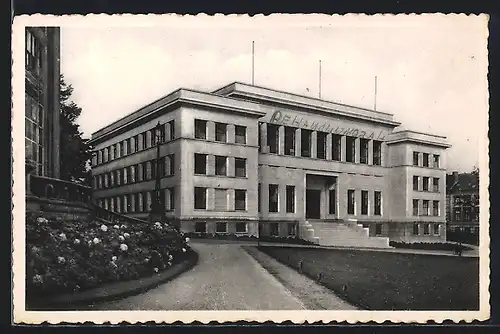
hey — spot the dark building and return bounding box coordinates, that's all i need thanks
[446,170,480,244]
[25,27,61,178]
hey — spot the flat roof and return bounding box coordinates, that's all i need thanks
[386,130,451,148]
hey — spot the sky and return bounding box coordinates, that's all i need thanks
[59,15,488,173]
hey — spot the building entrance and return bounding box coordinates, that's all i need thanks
[306,189,322,219]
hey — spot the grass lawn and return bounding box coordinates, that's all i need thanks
[258,246,479,310]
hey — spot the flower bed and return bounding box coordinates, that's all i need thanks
[183,232,316,245]
[389,241,473,252]
[26,211,190,302]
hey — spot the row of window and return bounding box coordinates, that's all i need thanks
[25,93,44,175]
[93,155,175,189]
[412,199,440,216]
[412,223,441,236]
[194,154,247,177]
[97,188,175,213]
[94,120,175,166]
[412,176,440,192]
[413,151,440,168]
[194,119,247,144]
[449,226,479,234]
[260,123,383,165]
[348,189,383,216]
[194,222,250,234]
[449,207,480,222]
[194,187,247,211]
[26,29,43,75]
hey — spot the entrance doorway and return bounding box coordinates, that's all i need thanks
[306,189,321,219]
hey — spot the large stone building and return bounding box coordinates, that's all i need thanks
[25,27,61,178]
[89,82,451,246]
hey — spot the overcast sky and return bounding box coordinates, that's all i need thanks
[59,15,488,173]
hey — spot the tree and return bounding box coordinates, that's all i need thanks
[59,74,93,186]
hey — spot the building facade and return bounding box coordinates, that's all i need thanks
[25,27,61,178]
[445,171,480,245]
[89,82,451,245]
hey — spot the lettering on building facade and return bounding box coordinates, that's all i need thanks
[269,110,387,141]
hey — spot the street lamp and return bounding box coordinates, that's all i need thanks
[149,121,166,224]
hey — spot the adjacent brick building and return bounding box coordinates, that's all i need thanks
[89,82,451,246]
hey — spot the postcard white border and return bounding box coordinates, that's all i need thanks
[12,13,490,324]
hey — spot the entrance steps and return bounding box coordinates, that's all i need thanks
[299,219,391,249]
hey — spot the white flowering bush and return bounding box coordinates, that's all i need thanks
[25,211,190,300]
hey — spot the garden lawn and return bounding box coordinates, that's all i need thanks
[258,246,479,310]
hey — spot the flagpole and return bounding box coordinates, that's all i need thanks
[252,41,255,85]
[319,60,322,99]
[374,76,378,111]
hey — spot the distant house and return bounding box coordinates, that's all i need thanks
[445,170,479,244]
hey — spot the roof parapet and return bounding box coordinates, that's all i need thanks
[386,130,451,148]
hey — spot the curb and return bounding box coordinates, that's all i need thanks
[27,250,199,310]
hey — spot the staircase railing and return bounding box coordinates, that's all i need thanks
[29,174,92,204]
[90,203,149,225]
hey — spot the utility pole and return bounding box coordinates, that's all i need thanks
[319,60,322,99]
[149,121,166,223]
[374,76,378,111]
[252,41,255,85]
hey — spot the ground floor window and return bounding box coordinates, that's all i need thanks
[374,191,382,216]
[286,185,295,213]
[329,189,336,214]
[288,223,297,236]
[270,223,279,236]
[375,223,382,236]
[194,187,207,209]
[216,222,227,233]
[236,222,247,233]
[235,189,247,211]
[361,190,369,215]
[269,184,279,212]
[347,189,355,215]
[433,223,440,235]
[423,223,430,235]
[412,223,419,235]
[195,222,207,233]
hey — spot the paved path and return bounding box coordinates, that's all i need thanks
[91,243,312,310]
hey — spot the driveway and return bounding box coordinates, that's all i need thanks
[92,243,308,310]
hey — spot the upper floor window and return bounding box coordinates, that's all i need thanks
[413,152,419,166]
[194,153,207,175]
[332,134,342,161]
[373,141,382,166]
[433,154,440,168]
[422,177,429,191]
[267,124,279,154]
[422,200,430,216]
[301,129,312,157]
[413,176,419,191]
[215,122,227,142]
[316,132,327,159]
[345,137,356,163]
[26,29,42,75]
[235,189,247,211]
[433,178,440,192]
[422,153,429,167]
[215,156,227,176]
[194,187,207,210]
[235,158,247,178]
[167,120,175,141]
[235,125,246,144]
[413,199,419,216]
[269,184,279,213]
[360,139,369,164]
[284,127,295,156]
[195,119,207,140]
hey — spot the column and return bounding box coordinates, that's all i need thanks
[165,123,171,142]
[368,140,374,165]
[295,128,301,157]
[355,138,360,164]
[227,189,235,211]
[123,140,128,156]
[146,130,152,149]
[110,145,115,160]
[131,194,136,212]
[146,192,152,211]
[227,157,235,177]
[326,133,332,160]
[207,155,215,175]
[380,142,386,167]
[227,124,235,144]
[311,131,317,158]
[278,125,285,155]
[260,123,268,153]
[116,197,121,213]
[138,134,143,151]
[207,121,216,141]
[116,142,121,159]
[137,164,143,182]
[123,195,128,213]
[207,188,215,210]
[340,136,346,162]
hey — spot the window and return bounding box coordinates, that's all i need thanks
[235,158,246,177]
[413,199,419,216]
[258,183,261,212]
[107,146,111,161]
[216,222,227,233]
[329,189,336,214]
[374,191,382,216]
[236,223,247,233]
[361,190,369,215]
[215,122,227,142]
[284,127,295,155]
[433,178,440,192]
[151,159,157,179]
[142,132,147,150]
[413,152,419,166]
[332,134,342,161]
[150,129,156,147]
[195,222,207,233]
[165,154,175,176]
[194,187,207,209]
[168,120,175,140]
[118,142,123,158]
[316,132,327,159]
[422,177,429,191]
[194,119,207,139]
[423,224,430,235]
[433,224,440,235]
[169,187,175,211]
[422,200,430,216]
[26,29,42,75]
[25,94,44,175]
[286,186,295,213]
[270,223,279,236]
[235,189,247,211]
[134,135,139,152]
[301,129,312,157]
[360,139,369,164]
[267,124,279,154]
[413,176,419,191]
[373,141,382,165]
[433,155,440,168]
[288,223,297,236]
[347,189,355,215]
[375,223,382,236]
[423,153,429,167]
[215,156,227,176]
[269,184,279,213]
[345,136,356,163]
[194,154,207,174]
[413,223,419,235]
[235,125,246,144]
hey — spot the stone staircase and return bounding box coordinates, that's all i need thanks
[299,219,391,249]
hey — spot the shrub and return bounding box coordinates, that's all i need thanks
[389,241,472,252]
